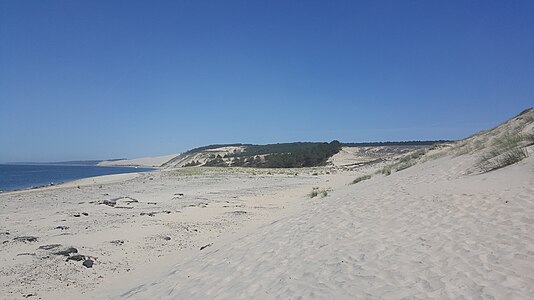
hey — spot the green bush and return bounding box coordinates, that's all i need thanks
[309,187,332,198]
[351,175,372,184]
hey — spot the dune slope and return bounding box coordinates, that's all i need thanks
[114,148,534,299]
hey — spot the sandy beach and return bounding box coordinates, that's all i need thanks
[1,153,533,299]
[2,110,534,299]
[0,166,354,299]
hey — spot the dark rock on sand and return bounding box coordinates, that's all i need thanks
[67,254,85,262]
[83,259,94,268]
[38,244,62,250]
[54,247,78,256]
[200,243,213,251]
[101,199,117,207]
[55,226,69,230]
[140,212,156,217]
[228,210,248,215]
[13,236,38,243]
[163,236,171,241]
[82,212,89,216]
[110,240,125,245]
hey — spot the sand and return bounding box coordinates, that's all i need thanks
[0,166,350,299]
[98,154,179,167]
[1,143,534,299]
[103,153,534,300]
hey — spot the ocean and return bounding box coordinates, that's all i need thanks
[0,164,154,192]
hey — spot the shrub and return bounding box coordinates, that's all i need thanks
[351,175,372,184]
[477,133,532,172]
[309,187,331,198]
[381,165,392,176]
[395,160,416,172]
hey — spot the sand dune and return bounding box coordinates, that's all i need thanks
[98,154,179,167]
[108,153,534,299]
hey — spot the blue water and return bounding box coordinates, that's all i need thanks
[0,164,154,192]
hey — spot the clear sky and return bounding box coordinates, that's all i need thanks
[1,1,533,162]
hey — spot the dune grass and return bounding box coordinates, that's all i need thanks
[378,149,427,176]
[309,187,332,198]
[351,174,372,184]
[477,133,532,172]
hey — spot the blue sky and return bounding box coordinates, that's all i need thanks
[1,1,533,162]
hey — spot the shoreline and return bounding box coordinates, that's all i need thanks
[0,165,158,195]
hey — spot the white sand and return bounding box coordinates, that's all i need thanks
[98,154,179,167]
[0,167,345,299]
[95,153,533,300]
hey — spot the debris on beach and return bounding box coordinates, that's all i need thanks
[100,199,117,207]
[83,259,94,268]
[227,210,248,215]
[140,210,171,217]
[67,254,86,262]
[53,247,78,256]
[200,243,213,251]
[98,197,139,208]
[22,293,36,298]
[38,244,62,250]
[13,236,38,243]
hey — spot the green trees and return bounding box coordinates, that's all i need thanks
[190,141,342,168]
[238,140,342,168]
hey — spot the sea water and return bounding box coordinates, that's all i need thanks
[0,164,154,192]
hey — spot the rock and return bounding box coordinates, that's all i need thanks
[163,236,171,241]
[55,226,69,230]
[101,199,117,207]
[123,197,139,204]
[200,243,213,251]
[23,293,36,298]
[67,254,85,262]
[228,210,247,215]
[73,213,81,217]
[110,240,124,245]
[38,244,62,250]
[147,202,157,205]
[82,259,94,268]
[82,212,89,216]
[140,212,157,217]
[13,236,38,243]
[54,247,78,256]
